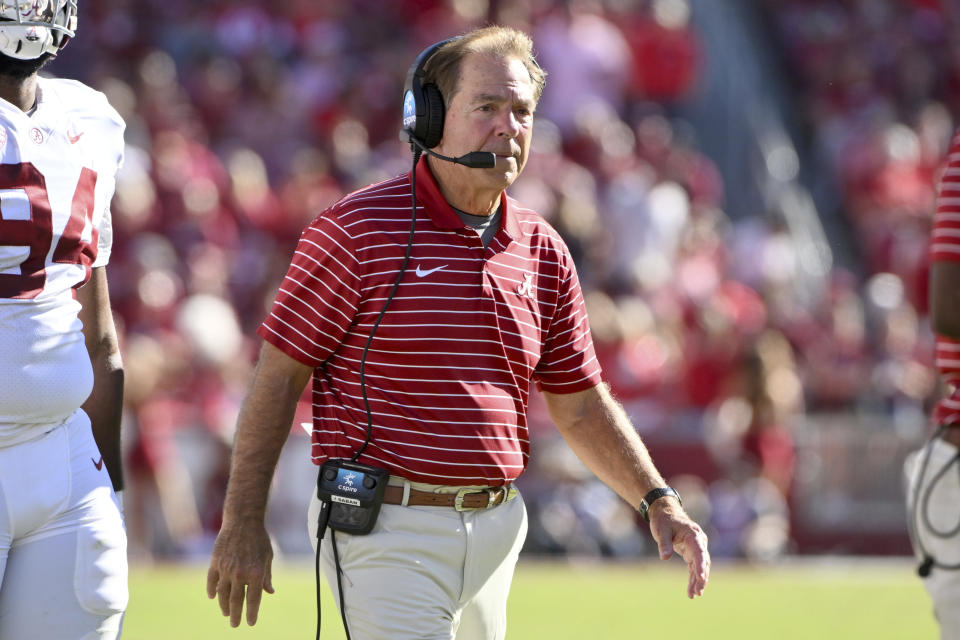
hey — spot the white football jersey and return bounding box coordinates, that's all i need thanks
[0,77,124,446]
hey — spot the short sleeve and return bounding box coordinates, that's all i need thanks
[533,250,603,393]
[258,213,362,367]
[92,206,112,268]
[932,130,960,264]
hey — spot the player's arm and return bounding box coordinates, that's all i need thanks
[207,341,313,627]
[78,266,124,492]
[542,382,710,598]
[931,261,960,339]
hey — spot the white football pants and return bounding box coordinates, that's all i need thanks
[0,409,128,639]
[308,481,527,640]
[905,436,960,640]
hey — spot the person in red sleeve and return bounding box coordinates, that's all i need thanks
[905,125,960,640]
[206,26,709,639]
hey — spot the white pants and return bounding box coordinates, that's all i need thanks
[905,437,960,640]
[308,484,527,640]
[0,410,128,639]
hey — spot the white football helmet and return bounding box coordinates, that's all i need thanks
[0,0,76,60]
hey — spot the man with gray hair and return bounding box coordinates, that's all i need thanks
[208,25,709,639]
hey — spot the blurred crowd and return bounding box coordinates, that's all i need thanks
[46,0,956,561]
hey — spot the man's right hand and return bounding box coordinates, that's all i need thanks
[206,521,275,627]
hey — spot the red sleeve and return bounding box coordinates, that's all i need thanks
[931,129,960,264]
[257,213,361,367]
[533,248,603,393]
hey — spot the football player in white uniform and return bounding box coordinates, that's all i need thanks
[0,1,128,638]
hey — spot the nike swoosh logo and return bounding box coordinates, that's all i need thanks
[68,131,83,144]
[415,264,447,278]
[92,456,104,471]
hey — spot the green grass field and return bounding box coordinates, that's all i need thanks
[124,559,937,639]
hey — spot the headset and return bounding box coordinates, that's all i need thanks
[907,425,960,578]
[313,36,495,640]
[401,37,497,168]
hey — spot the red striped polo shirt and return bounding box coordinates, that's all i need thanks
[930,128,960,427]
[258,156,603,484]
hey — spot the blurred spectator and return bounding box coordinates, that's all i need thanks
[49,0,952,560]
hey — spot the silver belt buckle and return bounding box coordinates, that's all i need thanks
[454,488,497,512]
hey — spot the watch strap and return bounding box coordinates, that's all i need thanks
[638,487,682,522]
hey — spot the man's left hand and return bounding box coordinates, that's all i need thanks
[648,502,710,598]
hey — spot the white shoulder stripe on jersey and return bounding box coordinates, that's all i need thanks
[284,264,358,317]
[339,191,414,208]
[292,246,359,288]
[542,344,596,368]
[269,304,342,350]
[261,324,320,363]
[277,281,355,325]
[536,368,599,387]
[338,178,408,201]
[299,233,360,270]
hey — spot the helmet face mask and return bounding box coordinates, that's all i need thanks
[0,0,77,61]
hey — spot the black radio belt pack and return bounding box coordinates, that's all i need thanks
[316,459,390,535]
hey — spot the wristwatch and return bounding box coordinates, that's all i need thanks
[638,487,682,522]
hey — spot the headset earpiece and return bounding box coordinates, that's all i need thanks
[420,83,445,148]
[402,37,461,150]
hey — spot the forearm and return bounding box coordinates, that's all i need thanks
[546,384,709,597]
[547,384,666,510]
[82,346,124,491]
[221,345,312,526]
[78,267,124,491]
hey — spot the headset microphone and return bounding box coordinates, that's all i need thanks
[406,134,497,168]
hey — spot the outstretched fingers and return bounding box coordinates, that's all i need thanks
[206,524,275,627]
[206,566,220,601]
[674,525,710,598]
[207,558,270,626]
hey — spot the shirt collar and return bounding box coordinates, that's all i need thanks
[411,155,524,240]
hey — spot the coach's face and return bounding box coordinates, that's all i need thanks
[431,52,535,214]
